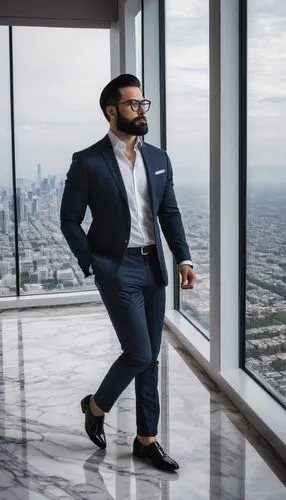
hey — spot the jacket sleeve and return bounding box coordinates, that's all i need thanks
[60,153,92,277]
[158,152,191,264]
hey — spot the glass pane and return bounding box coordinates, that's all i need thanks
[165,0,210,335]
[12,27,110,295]
[246,1,286,405]
[0,27,16,297]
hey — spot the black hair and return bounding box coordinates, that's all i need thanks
[100,74,141,121]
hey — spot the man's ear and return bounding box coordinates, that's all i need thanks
[106,105,116,121]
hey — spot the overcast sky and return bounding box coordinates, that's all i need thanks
[0,0,285,188]
[165,0,209,184]
[0,27,110,187]
[247,0,286,183]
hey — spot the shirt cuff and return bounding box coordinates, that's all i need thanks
[179,260,193,268]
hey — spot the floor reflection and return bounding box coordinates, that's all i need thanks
[0,306,285,500]
[209,403,246,499]
[166,333,286,498]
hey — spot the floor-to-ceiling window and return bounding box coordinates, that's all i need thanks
[165,0,210,336]
[245,0,286,406]
[0,27,15,297]
[0,26,110,296]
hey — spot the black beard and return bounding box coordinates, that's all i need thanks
[116,108,148,136]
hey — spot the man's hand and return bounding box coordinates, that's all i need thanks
[179,265,197,289]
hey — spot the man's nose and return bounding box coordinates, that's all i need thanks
[137,104,145,114]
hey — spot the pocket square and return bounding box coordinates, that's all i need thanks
[155,169,165,175]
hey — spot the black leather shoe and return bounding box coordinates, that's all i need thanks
[80,395,106,449]
[133,437,179,471]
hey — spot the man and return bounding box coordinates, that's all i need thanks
[60,74,196,471]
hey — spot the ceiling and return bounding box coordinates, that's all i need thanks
[0,0,119,28]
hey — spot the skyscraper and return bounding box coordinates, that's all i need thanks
[37,163,42,190]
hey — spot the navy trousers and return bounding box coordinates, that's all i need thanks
[93,247,166,436]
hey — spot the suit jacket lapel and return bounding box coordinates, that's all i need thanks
[99,135,128,206]
[141,143,156,217]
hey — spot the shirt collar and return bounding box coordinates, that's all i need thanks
[108,129,142,153]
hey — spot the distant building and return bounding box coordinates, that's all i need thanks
[56,269,74,281]
[0,206,10,234]
[21,260,34,273]
[38,266,49,281]
[41,178,49,194]
[31,196,40,219]
[35,256,48,267]
[0,261,10,276]
[37,164,42,188]
[3,274,16,287]
[16,187,25,223]
[23,283,43,293]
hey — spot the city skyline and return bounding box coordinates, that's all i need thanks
[1,157,286,194]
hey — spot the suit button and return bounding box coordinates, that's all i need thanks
[124,240,128,243]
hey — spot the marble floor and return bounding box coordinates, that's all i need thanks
[0,303,285,500]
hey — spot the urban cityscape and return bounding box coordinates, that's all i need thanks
[0,164,95,297]
[177,183,286,405]
[0,167,285,405]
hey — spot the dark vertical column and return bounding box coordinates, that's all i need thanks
[9,26,20,297]
[141,0,144,93]
[239,0,247,370]
[209,0,221,369]
[158,0,166,151]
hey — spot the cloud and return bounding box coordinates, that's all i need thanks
[165,0,209,179]
[260,95,286,104]
[0,1,286,187]
[247,0,286,167]
[21,125,33,132]
[0,26,110,185]
[166,0,286,177]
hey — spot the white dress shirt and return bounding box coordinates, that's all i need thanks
[106,130,193,268]
[108,129,155,247]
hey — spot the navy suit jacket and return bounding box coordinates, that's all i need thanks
[60,134,191,286]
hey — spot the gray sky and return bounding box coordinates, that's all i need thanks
[0,27,110,186]
[0,0,285,188]
[247,0,286,182]
[165,0,209,184]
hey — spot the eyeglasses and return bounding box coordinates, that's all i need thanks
[116,99,151,112]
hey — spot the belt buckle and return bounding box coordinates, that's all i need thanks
[141,246,149,255]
